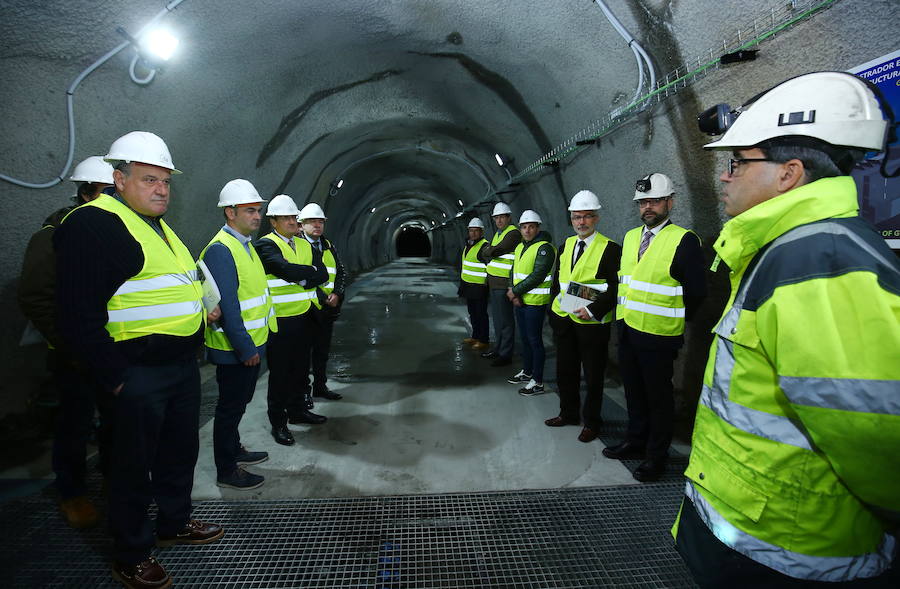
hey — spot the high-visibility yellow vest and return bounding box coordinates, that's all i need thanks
[617,223,692,336]
[319,240,337,297]
[461,239,488,285]
[551,234,613,324]
[486,225,517,278]
[200,229,276,351]
[82,195,204,341]
[512,239,555,305]
[295,238,323,310]
[673,177,900,582]
[259,232,317,317]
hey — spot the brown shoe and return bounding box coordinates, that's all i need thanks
[111,557,172,589]
[471,341,490,350]
[544,416,579,427]
[462,337,477,345]
[156,519,224,547]
[577,427,598,443]
[59,495,99,528]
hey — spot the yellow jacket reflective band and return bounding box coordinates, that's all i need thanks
[675,177,900,582]
[617,223,692,336]
[512,239,555,305]
[486,225,517,278]
[551,234,613,324]
[320,246,336,295]
[295,239,323,310]
[201,229,277,351]
[260,232,313,317]
[85,196,204,341]
[461,239,488,285]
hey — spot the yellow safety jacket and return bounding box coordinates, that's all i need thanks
[461,239,488,285]
[486,225,517,278]
[296,238,323,310]
[85,196,204,341]
[551,234,613,324]
[512,239,555,306]
[617,223,693,336]
[319,240,337,297]
[259,232,317,317]
[673,176,900,582]
[201,229,276,351]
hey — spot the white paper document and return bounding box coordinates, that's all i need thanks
[559,281,607,313]
[197,259,221,313]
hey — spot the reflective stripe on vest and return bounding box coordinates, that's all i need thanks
[551,234,613,324]
[84,196,204,341]
[320,245,337,296]
[486,225,517,278]
[296,239,323,309]
[261,232,313,317]
[512,240,554,305]
[201,229,276,351]
[616,224,692,336]
[685,482,896,583]
[461,239,488,285]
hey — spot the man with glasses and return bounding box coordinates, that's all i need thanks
[544,191,621,442]
[477,202,521,367]
[55,132,224,588]
[603,173,705,482]
[674,72,900,586]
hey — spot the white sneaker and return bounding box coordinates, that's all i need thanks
[507,370,532,384]
[519,379,546,396]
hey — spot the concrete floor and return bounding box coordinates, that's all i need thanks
[193,258,643,500]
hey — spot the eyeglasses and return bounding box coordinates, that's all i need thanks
[635,197,669,208]
[570,213,596,222]
[727,157,775,176]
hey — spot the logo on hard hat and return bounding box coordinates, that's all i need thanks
[160,153,172,164]
[777,110,816,126]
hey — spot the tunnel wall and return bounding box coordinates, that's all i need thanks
[0,0,895,418]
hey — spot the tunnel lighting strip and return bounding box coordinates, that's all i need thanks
[0,0,188,189]
[508,0,841,184]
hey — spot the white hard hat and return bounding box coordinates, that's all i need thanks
[69,156,114,184]
[633,173,674,200]
[467,218,485,229]
[491,202,512,216]
[266,194,301,216]
[568,190,602,211]
[218,179,266,207]
[298,202,327,221]
[703,71,889,151]
[104,131,181,174]
[519,209,542,224]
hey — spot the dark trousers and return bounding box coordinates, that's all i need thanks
[675,496,898,588]
[550,314,610,431]
[514,304,547,382]
[51,351,114,499]
[267,314,310,426]
[618,329,676,459]
[466,297,490,342]
[213,362,261,477]
[310,312,334,394]
[489,288,515,358]
[108,358,200,565]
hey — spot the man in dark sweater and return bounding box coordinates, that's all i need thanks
[477,202,521,367]
[458,217,490,350]
[55,132,224,589]
[18,156,114,529]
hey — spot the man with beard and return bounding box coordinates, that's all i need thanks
[603,173,705,482]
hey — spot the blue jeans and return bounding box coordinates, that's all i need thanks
[515,304,547,382]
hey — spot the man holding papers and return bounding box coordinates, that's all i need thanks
[544,191,621,442]
[603,173,705,482]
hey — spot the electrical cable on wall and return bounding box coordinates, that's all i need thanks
[0,0,188,189]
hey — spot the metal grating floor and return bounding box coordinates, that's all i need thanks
[2,481,695,588]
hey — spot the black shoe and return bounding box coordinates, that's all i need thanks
[602,440,646,460]
[480,351,499,359]
[289,409,327,425]
[235,446,269,466]
[216,467,264,491]
[313,389,343,400]
[271,425,295,446]
[633,457,668,482]
[490,356,512,367]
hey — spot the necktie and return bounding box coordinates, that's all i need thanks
[572,240,586,270]
[638,230,653,260]
[314,241,322,252]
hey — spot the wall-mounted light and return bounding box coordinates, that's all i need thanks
[140,28,179,61]
[370,207,376,213]
[336,179,344,188]
[117,25,180,85]
[494,153,505,167]
[457,199,464,206]
[442,212,446,218]
[385,217,390,222]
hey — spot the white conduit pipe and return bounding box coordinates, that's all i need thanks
[593,0,657,117]
[0,0,188,189]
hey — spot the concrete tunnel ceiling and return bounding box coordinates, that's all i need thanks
[1,0,645,267]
